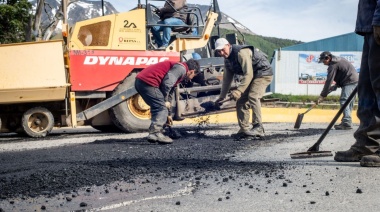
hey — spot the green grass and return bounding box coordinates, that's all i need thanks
[267,93,341,103]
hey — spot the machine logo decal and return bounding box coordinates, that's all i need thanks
[83,56,170,66]
[124,20,137,28]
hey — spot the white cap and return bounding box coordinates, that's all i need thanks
[214,38,229,50]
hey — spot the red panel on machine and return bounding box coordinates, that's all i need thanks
[69,50,181,91]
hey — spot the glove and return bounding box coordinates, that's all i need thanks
[374,26,380,45]
[166,116,173,126]
[165,101,171,109]
[316,96,324,105]
[229,90,241,101]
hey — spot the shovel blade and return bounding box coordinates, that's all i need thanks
[294,113,304,129]
[290,151,333,159]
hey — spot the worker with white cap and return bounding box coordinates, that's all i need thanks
[214,38,273,139]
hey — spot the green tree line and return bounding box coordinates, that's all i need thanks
[212,28,303,60]
[0,0,32,44]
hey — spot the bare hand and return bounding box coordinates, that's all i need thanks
[166,116,173,126]
[165,101,171,109]
[316,96,324,105]
[229,90,241,101]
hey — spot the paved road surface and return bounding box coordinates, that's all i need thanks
[0,122,379,212]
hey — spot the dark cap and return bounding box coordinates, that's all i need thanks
[318,51,332,63]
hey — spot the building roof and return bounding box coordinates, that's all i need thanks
[281,32,363,51]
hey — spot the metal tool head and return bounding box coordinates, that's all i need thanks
[294,113,304,129]
[290,151,333,159]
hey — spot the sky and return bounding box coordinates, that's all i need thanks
[107,0,359,42]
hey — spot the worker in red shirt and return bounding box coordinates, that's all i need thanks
[135,59,200,144]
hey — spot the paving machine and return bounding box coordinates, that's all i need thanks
[0,0,244,137]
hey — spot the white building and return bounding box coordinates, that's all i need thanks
[270,33,363,96]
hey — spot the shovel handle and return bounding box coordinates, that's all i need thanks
[303,104,316,115]
[217,97,233,105]
[308,86,357,151]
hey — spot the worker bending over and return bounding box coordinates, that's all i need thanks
[214,38,273,139]
[135,59,200,144]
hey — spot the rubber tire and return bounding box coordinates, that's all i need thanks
[21,107,54,138]
[109,72,151,133]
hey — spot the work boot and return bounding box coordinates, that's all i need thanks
[147,132,173,144]
[360,155,380,167]
[334,148,366,162]
[147,133,158,143]
[334,123,353,130]
[250,124,265,137]
[235,129,256,139]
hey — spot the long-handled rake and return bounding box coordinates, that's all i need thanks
[290,86,357,159]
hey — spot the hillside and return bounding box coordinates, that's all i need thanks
[213,28,303,60]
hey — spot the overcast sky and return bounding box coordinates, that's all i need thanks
[107,0,358,42]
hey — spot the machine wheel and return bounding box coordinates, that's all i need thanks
[109,72,151,133]
[21,107,54,138]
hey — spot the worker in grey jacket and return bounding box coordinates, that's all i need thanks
[214,38,273,139]
[334,0,380,167]
[316,51,358,130]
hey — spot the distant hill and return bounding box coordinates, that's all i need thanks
[213,28,303,60]
[30,0,117,27]
[188,4,255,35]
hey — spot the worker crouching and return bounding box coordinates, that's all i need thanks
[135,59,200,144]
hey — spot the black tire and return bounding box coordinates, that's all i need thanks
[109,72,151,133]
[21,107,54,138]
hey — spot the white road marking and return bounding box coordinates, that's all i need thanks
[93,183,194,211]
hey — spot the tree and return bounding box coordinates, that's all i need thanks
[0,0,32,44]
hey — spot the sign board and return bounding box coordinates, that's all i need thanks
[298,52,361,84]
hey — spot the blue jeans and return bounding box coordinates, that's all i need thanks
[135,79,168,133]
[151,18,198,47]
[351,33,380,154]
[340,83,357,125]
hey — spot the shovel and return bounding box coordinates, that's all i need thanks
[294,104,317,129]
[164,111,181,139]
[201,97,232,111]
[290,86,357,159]
[294,89,335,129]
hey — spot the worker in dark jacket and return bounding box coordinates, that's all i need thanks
[214,38,273,139]
[334,0,380,167]
[316,51,358,130]
[135,59,200,144]
[152,0,196,49]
